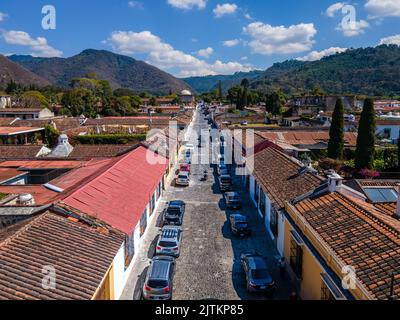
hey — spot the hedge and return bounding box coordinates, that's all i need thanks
[76,134,147,145]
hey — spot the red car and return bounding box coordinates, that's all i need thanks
[179,164,191,174]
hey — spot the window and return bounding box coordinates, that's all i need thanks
[321,282,335,300]
[270,207,278,237]
[149,194,155,215]
[140,210,147,237]
[125,233,135,268]
[320,273,346,300]
[259,189,266,216]
[254,180,259,204]
[290,232,303,279]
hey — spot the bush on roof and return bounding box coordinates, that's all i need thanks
[75,133,146,145]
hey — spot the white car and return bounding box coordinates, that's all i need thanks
[185,143,195,151]
[176,172,190,186]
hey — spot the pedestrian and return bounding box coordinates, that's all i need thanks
[278,257,286,279]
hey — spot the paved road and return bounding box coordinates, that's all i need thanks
[121,107,292,300]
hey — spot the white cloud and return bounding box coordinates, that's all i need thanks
[379,34,400,46]
[297,47,347,61]
[2,30,63,57]
[128,1,143,9]
[167,0,207,10]
[197,47,213,58]
[244,13,254,20]
[243,22,317,55]
[106,30,252,77]
[326,2,345,17]
[0,12,7,22]
[222,39,240,47]
[213,3,238,18]
[240,56,248,61]
[336,19,369,37]
[365,0,400,19]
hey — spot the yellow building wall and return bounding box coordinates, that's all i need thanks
[283,219,324,300]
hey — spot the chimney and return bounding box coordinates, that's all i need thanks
[396,184,400,218]
[17,193,34,206]
[328,172,343,193]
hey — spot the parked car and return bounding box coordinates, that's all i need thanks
[176,172,190,186]
[240,252,275,294]
[219,174,233,192]
[163,200,185,226]
[230,214,250,237]
[224,192,242,209]
[184,151,192,163]
[185,143,195,151]
[156,226,182,258]
[179,164,191,174]
[217,164,228,175]
[142,256,175,300]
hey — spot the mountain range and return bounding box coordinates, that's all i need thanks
[184,45,400,97]
[5,49,190,95]
[0,55,50,88]
[1,45,400,97]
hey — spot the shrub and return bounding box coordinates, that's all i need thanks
[76,133,146,145]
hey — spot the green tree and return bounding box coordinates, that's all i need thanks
[266,91,286,116]
[218,80,223,100]
[44,125,60,148]
[355,98,376,170]
[327,99,345,159]
[21,91,49,108]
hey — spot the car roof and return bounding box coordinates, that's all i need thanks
[232,214,247,222]
[247,256,267,270]
[149,260,171,280]
[169,200,184,206]
[178,171,189,176]
[226,192,239,197]
[220,175,231,179]
[160,226,180,240]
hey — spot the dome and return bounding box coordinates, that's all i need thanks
[181,90,192,96]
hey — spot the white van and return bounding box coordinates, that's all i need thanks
[176,171,190,187]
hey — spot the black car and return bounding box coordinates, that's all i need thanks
[230,214,250,236]
[219,175,233,192]
[163,200,185,226]
[240,252,275,294]
[224,192,242,209]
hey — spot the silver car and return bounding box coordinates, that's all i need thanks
[142,256,175,300]
[156,226,182,258]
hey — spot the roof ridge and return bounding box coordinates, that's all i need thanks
[336,192,400,241]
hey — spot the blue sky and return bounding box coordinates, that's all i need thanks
[0,0,399,77]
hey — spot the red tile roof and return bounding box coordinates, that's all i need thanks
[0,160,86,169]
[0,127,44,135]
[252,147,323,209]
[61,146,168,234]
[0,168,26,183]
[256,131,358,147]
[293,191,400,300]
[0,211,124,300]
[0,185,58,205]
[0,146,45,159]
[67,144,134,159]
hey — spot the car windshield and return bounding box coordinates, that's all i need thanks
[221,178,232,183]
[148,279,168,289]
[178,175,188,179]
[251,268,270,279]
[236,222,248,228]
[159,241,176,248]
